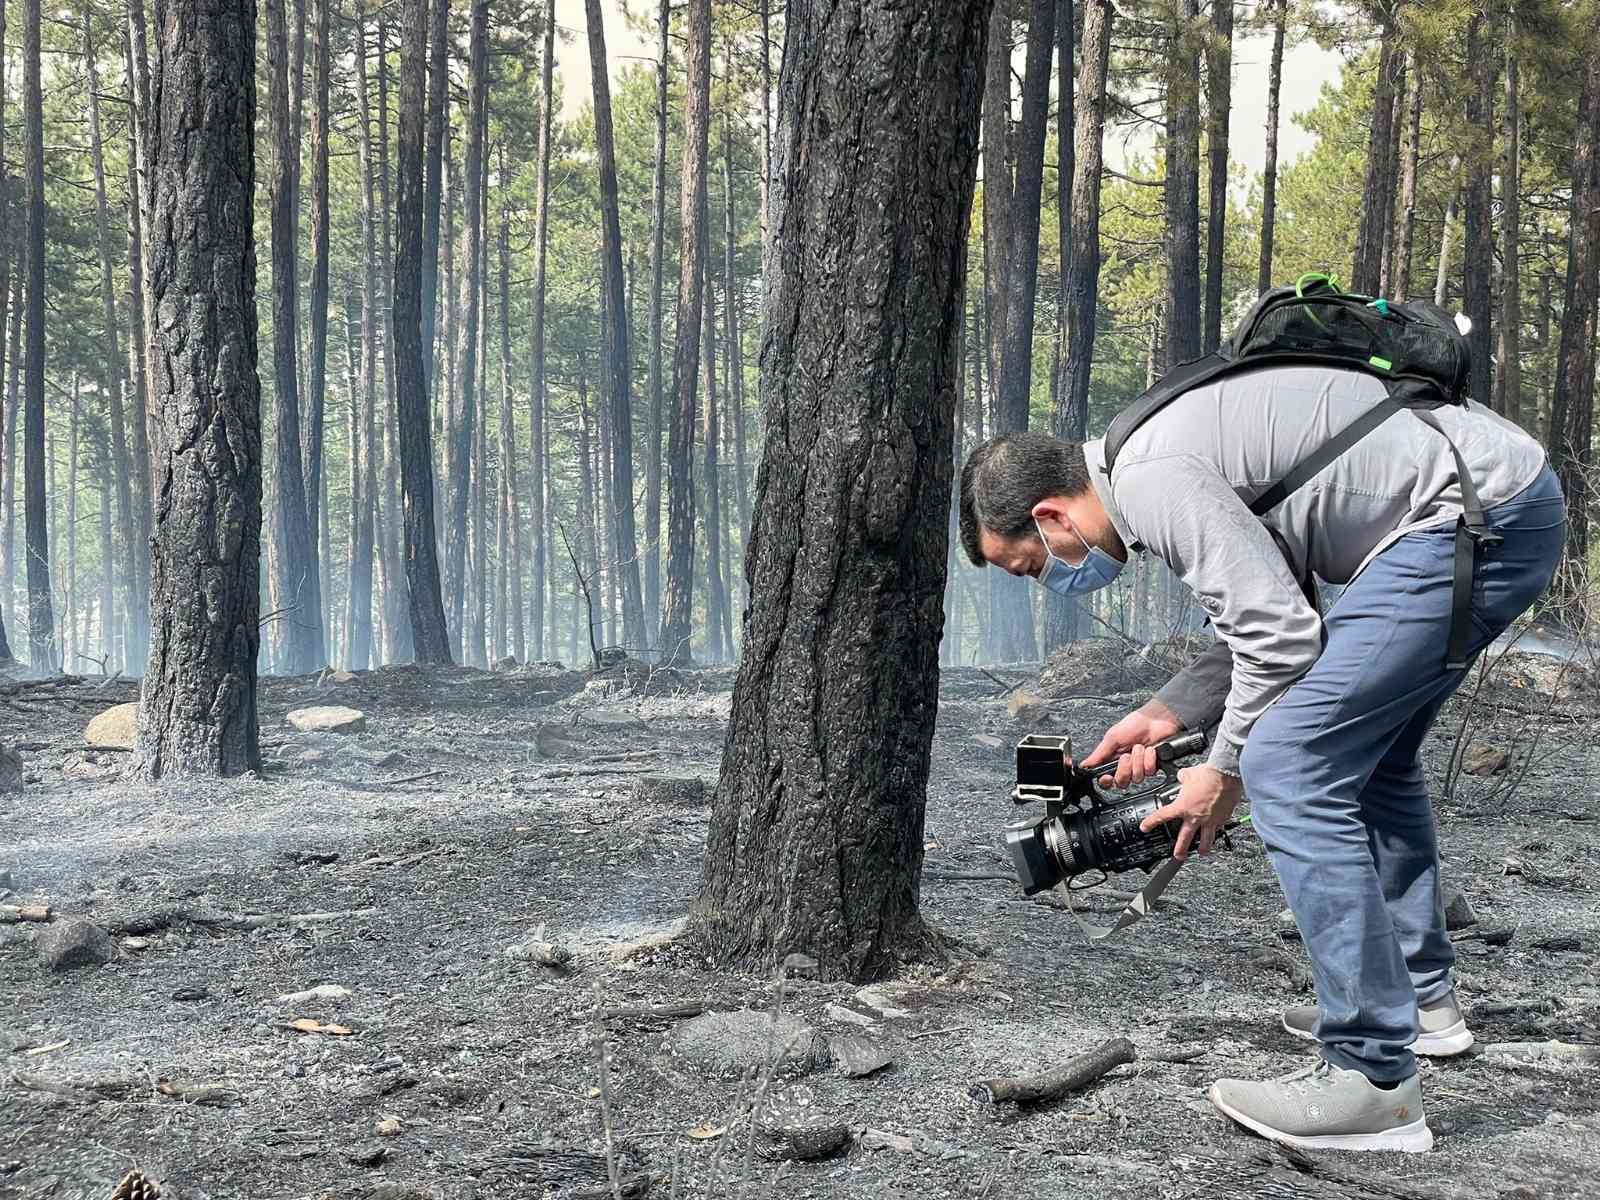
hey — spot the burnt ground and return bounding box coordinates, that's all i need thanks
[1,644,1597,1200]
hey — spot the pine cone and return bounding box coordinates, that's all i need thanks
[110,1170,160,1200]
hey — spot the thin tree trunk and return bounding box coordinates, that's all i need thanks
[528,0,554,661]
[1549,49,1600,622]
[305,0,331,619]
[981,2,1012,409]
[98,461,114,666]
[659,0,711,666]
[723,112,750,618]
[585,0,647,654]
[497,198,523,663]
[22,0,53,672]
[698,0,988,979]
[1062,0,1110,440]
[394,0,451,662]
[66,380,79,670]
[86,14,143,679]
[1,271,18,644]
[1392,49,1422,300]
[1163,0,1202,369]
[377,16,411,664]
[421,0,449,391]
[1043,0,1079,655]
[1352,14,1399,295]
[137,0,262,777]
[349,19,380,670]
[343,298,372,667]
[470,154,490,669]
[577,349,600,657]
[267,0,324,673]
[122,24,156,657]
[1435,178,1459,307]
[1257,0,1285,294]
[1462,12,1495,408]
[645,0,670,646]
[1378,60,1405,295]
[701,260,730,663]
[1495,14,1522,426]
[1202,0,1232,352]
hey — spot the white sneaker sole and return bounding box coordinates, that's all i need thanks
[1281,1015,1476,1058]
[1208,1083,1436,1153]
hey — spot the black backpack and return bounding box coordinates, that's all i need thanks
[1102,273,1496,670]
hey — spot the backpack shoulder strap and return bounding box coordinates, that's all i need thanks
[1247,392,1406,516]
[1102,353,1230,474]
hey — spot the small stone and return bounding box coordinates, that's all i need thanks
[494,656,519,672]
[972,734,1006,752]
[580,708,648,731]
[853,983,916,1018]
[1531,934,1582,953]
[824,1002,877,1028]
[1442,888,1478,931]
[1276,908,1302,941]
[371,751,405,769]
[829,1034,895,1078]
[323,670,359,685]
[1006,690,1049,724]
[286,706,367,734]
[782,952,820,980]
[375,1117,403,1137]
[121,937,151,951]
[85,703,139,750]
[0,745,21,793]
[171,986,209,1002]
[628,775,708,808]
[277,983,353,1004]
[755,1097,852,1161]
[1462,743,1509,776]
[0,869,15,892]
[668,1010,830,1079]
[37,919,117,972]
[342,1140,389,1168]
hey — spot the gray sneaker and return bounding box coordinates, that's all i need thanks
[1282,992,1474,1056]
[1209,1061,1434,1152]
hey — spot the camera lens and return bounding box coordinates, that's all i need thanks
[1003,820,1062,895]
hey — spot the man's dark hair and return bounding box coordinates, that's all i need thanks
[958,434,1091,566]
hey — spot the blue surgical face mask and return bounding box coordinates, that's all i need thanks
[1034,518,1125,596]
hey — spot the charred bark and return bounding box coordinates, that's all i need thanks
[1462,12,1495,408]
[22,0,53,671]
[645,0,669,645]
[1257,0,1286,294]
[697,0,991,979]
[137,0,261,776]
[1202,0,1232,351]
[1163,0,1202,369]
[529,0,554,661]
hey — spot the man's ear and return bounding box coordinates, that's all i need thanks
[1031,495,1069,524]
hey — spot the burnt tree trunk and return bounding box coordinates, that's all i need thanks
[1462,12,1495,408]
[496,199,523,662]
[122,22,156,648]
[723,110,751,619]
[658,0,712,666]
[347,12,379,669]
[528,0,554,660]
[585,0,647,654]
[1059,0,1108,441]
[700,260,730,663]
[22,0,53,672]
[421,0,449,391]
[305,0,331,605]
[266,0,324,672]
[1549,50,1600,624]
[645,0,669,645]
[0,0,8,663]
[1257,0,1285,294]
[697,0,992,979]
[1202,0,1232,351]
[1351,12,1399,296]
[1163,0,1202,370]
[394,0,452,662]
[137,0,261,776]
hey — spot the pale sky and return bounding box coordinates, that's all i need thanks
[555,3,1344,186]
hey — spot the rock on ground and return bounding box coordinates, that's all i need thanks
[1463,743,1510,775]
[1443,887,1479,931]
[0,744,21,793]
[667,1010,830,1079]
[84,703,139,750]
[37,919,117,972]
[628,775,707,808]
[286,706,368,734]
[1006,690,1049,723]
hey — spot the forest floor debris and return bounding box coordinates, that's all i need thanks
[0,655,1596,1197]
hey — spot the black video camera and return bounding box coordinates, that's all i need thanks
[1003,730,1208,894]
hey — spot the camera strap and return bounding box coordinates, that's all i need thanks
[1061,856,1186,941]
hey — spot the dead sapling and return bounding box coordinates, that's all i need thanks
[968,1036,1136,1105]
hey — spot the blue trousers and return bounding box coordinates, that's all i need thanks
[1240,468,1566,1083]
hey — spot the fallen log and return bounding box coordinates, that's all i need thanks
[11,1071,140,1102]
[968,1036,1135,1105]
[0,904,50,923]
[505,939,572,967]
[590,1001,705,1022]
[1475,1040,1600,1062]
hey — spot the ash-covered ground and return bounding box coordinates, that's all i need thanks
[1,641,1597,1200]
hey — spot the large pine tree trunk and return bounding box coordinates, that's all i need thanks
[377,18,412,665]
[393,0,452,662]
[1392,50,1422,300]
[22,0,53,672]
[86,15,142,678]
[1163,0,1202,370]
[1494,16,1521,426]
[137,0,261,777]
[528,0,554,661]
[1202,0,1232,351]
[1549,49,1600,623]
[444,0,488,656]
[644,0,669,646]
[122,24,156,657]
[658,0,712,666]
[1462,12,1495,408]
[1060,0,1109,437]
[1351,15,1399,296]
[266,0,324,673]
[585,0,647,655]
[699,0,991,979]
[1257,0,1286,293]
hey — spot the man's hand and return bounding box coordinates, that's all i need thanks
[1080,699,1183,789]
[1140,765,1243,860]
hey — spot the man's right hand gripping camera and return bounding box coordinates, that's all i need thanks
[1003,730,1209,895]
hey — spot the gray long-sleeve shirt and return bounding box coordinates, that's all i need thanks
[1086,364,1547,775]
